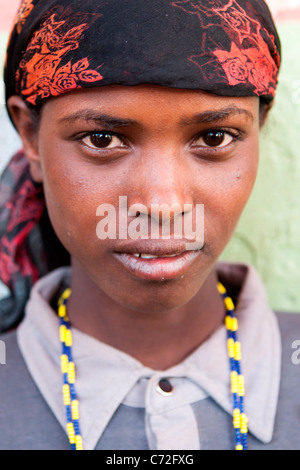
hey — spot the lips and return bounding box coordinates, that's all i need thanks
[113,240,202,281]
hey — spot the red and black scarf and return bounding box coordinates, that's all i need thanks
[1,0,281,331]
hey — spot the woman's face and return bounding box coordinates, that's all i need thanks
[31,85,260,313]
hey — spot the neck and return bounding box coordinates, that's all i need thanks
[67,259,225,370]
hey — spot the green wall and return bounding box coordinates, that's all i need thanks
[221,22,300,313]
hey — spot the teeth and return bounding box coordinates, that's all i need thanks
[132,253,181,259]
[163,254,180,257]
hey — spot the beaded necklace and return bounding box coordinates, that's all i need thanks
[58,288,83,450]
[57,282,248,450]
[217,282,248,450]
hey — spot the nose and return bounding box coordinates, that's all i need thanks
[127,145,194,227]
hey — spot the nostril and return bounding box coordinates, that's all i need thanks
[128,203,148,218]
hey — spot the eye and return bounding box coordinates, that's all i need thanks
[81,132,125,150]
[193,130,235,148]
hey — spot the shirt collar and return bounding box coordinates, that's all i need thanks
[17,262,281,449]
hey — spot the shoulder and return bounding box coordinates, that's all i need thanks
[275,311,300,365]
[270,312,300,448]
[275,311,300,379]
[276,310,300,331]
[0,328,69,449]
[0,328,36,399]
[0,329,20,369]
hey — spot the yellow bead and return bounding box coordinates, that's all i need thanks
[65,329,73,347]
[225,315,232,330]
[217,282,226,295]
[235,445,243,450]
[234,341,241,360]
[233,408,241,428]
[59,325,66,343]
[240,413,248,433]
[225,315,238,331]
[71,399,79,420]
[231,371,238,394]
[62,288,72,300]
[227,338,234,358]
[75,435,83,450]
[238,374,245,396]
[68,361,75,384]
[60,354,68,374]
[67,422,75,444]
[225,296,235,311]
[58,304,67,318]
[63,384,71,406]
[231,317,238,331]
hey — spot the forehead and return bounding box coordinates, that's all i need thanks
[41,85,259,126]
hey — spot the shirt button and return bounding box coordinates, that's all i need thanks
[156,378,174,396]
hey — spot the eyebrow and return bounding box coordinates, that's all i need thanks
[57,110,140,129]
[180,106,254,126]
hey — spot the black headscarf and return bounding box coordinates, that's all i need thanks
[5,0,281,108]
[0,0,281,332]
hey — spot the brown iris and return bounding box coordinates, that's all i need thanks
[90,133,113,148]
[203,131,226,147]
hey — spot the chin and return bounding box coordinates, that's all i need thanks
[115,277,205,315]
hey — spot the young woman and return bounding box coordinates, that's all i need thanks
[0,0,299,451]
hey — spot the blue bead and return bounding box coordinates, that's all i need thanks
[73,420,81,435]
[66,404,72,422]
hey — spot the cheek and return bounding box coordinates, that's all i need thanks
[40,154,113,258]
[196,145,259,249]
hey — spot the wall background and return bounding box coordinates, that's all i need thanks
[220,3,300,313]
[0,1,299,312]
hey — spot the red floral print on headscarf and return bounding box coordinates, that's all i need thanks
[172,0,280,97]
[16,9,103,105]
[14,0,34,34]
[213,40,277,95]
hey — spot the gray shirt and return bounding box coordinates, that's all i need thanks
[0,262,300,450]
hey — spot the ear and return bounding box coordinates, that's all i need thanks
[7,95,43,183]
[259,101,273,128]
